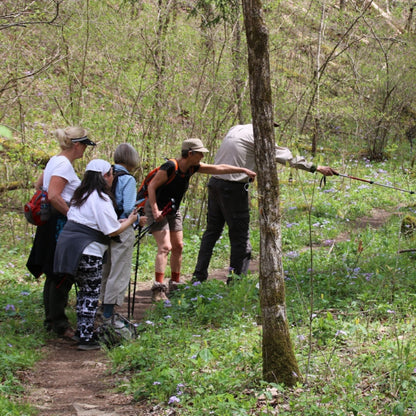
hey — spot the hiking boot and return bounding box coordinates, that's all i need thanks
[151,282,168,302]
[168,278,186,293]
[61,327,77,342]
[77,340,101,351]
[71,330,81,343]
[191,274,207,283]
[103,314,125,330]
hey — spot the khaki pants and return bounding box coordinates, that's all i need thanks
[100,225,135,306]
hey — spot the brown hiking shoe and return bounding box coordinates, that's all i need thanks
[151,282,168,302]
[168,279,186,293]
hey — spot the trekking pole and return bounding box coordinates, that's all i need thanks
[336,173,415,194]
[135,198,177,241]
[128,226,141,320]
[130,199,176,318]
[128,206,144,320]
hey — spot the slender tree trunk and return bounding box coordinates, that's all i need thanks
[405,3,415,32]
[241,0,301,386]
[232,18,245,124]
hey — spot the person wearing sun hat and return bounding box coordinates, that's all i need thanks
[26,126,95,341]
[54,159,138,350]
[145,137,257,302]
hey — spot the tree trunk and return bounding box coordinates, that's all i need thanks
[232,18,245,124]
[241,0,301,386]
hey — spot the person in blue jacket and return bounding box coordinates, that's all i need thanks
[100,143,147,329]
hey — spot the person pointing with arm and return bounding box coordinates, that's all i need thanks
[192,123,337,284]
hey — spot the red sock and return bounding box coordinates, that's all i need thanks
[171,272,180,282]
[155,272,164,283]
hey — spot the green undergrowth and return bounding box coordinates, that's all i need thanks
[0,277,46,415]
[107,263,415,415]
[0,158,416,414]
[105,160,416,414]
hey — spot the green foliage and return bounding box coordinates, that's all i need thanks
[189,0,240,26]
[1,156,416,414]
[400,214,416,238]
[1,1,416,413]
[0,272,45,414]
[3,0,416,223]
[0,396,36,416]
[0,126,12,140]
[109,278,261,414]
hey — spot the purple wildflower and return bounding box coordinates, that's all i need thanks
[168,396,180,404]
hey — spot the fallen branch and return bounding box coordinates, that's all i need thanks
[0,138,51,167]
[0,181,27,193]
[369,0,403,34]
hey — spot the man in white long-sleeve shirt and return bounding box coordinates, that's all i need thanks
[192,123,337,283]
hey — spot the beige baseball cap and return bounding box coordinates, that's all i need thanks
[181,138,209,153]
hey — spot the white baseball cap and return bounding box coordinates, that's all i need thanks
[85,159,112,175]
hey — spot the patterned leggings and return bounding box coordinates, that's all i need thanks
[75,255,103,342]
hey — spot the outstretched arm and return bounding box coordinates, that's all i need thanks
[198,163,256,181]
[275,145,337,176]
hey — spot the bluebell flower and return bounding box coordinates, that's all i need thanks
[168,396,180,404]
[364,273,373,281]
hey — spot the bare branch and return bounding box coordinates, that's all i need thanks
[0,0,63,31]
[0,52,64,96]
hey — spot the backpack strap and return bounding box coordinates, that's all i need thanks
[165,158,179,185]
[111,166,133,217]
[111,166,132,192]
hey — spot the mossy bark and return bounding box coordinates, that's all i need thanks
[241,0,301,386]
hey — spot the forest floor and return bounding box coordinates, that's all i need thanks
[20,208,394,416]
[21,265,240,416]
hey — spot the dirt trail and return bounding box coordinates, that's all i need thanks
[22,268,234,416]
[23,281,156,416]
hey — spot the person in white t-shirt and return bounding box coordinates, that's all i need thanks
[54,159,138,350]
[26,127,95,340]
